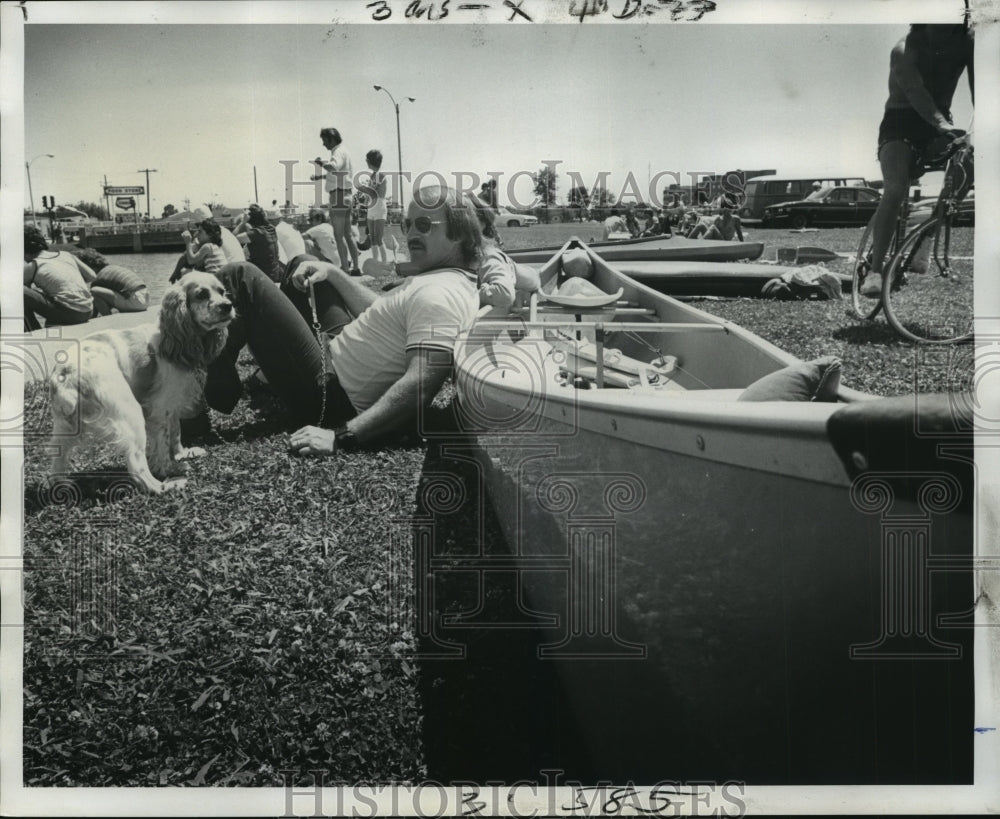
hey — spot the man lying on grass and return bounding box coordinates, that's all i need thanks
[204,185,482,456]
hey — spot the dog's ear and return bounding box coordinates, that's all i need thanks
[203,326,228,364]
[158,280,202,366]
[159,279,187,329]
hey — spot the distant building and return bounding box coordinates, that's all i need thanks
[666,169,775,207]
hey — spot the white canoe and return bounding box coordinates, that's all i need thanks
[610,260,851,297]
[506,233,765,264]
[450,237,974,782]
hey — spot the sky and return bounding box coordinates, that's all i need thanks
[19,1,977,218]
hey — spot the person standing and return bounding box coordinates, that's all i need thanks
[363,149,388,264]
[312,127,361,276]
[861,22,973,297]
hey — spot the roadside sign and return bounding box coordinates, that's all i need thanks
[116,197,136,210]
[105,185,144,196]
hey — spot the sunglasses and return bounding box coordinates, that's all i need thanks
[403,216,445,234]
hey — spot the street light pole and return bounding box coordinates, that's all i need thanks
[25,153,54,229]
[373,85,415,209]
[137,168,157,219]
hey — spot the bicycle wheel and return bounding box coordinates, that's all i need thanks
[882,217,974,344]
[850,218,890,320]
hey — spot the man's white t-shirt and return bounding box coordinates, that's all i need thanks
[325,144,353,193]
[328,268,479,411]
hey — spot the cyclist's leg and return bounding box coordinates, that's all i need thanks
[863,140,912,296]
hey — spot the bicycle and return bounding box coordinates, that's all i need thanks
[850,133,974,344]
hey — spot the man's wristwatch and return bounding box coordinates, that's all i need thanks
[334,425,360,451]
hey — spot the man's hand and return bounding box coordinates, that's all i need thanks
[938,122,965,137]
[289,425,337,457]
[290,261,336,292]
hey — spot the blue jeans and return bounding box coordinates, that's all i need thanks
[205,261,356,428]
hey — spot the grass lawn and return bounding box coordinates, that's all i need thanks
[20,222,974,786]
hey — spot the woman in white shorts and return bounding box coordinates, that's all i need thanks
[363,148,388,264]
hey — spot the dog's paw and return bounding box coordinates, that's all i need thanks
[161,477,188,493]
[175,446,206,461]
[154,460,189,478]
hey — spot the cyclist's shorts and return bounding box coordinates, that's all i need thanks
[877,108,947,180]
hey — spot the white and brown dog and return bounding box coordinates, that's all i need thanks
[48,272,234,494]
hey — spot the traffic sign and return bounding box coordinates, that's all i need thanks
[104,185,144,196]
[116,197,136,210]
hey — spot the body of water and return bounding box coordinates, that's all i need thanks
[104,251,182,308]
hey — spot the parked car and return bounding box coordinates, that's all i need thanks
[762,186,881,228]
[495,207,538,227]
[910,188,974,226]
[739,175,868,220]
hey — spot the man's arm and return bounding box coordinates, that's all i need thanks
[72,255,97,283]
[289,347,451,455]
[891,40,959,132]
[734,217,744,242]
[345,347,451,441]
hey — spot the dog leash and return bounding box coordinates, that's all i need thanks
[307,279,328,427]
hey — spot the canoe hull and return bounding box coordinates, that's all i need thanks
[615,260,851,297]
[507,235,764,264]
[455,390,973,782]
[449,239,974,783]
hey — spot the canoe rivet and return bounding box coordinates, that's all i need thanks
[696,435,705,451]
[611,419,618,431]
[852,451,868,470]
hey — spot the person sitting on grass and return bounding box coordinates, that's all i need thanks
[203,185,483,455]
[302,209,341,264]
[642,208,670,237]
[602,208,628,240]
[234,203,283,283]
[624,207,641,238]
[23,225,95,331]
[680,210,704,237]
[170,219,229,282]
[687,198,744,241]
[73,248,149,316]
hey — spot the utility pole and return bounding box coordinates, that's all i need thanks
[26,154,54,228]
[373,85,416,209]
[104,174,114,228]
[254,165,259,204]
[137,168,157,218]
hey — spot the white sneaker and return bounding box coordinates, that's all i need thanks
[860,275,882,298]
